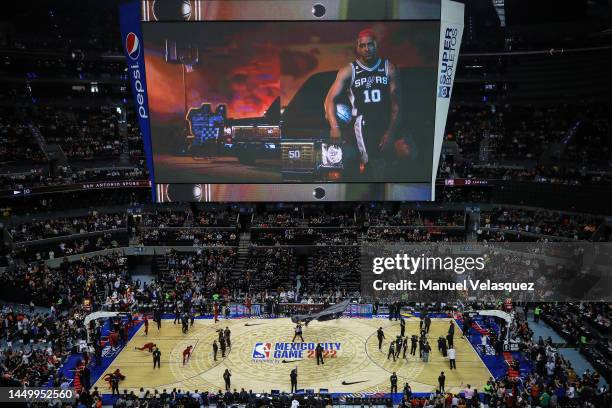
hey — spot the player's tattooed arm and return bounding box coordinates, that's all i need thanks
[324,65,352,143]
[380,62,401,151]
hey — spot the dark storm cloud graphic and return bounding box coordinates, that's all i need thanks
[281,50,320,79]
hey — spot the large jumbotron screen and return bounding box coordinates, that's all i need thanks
[121,0,464,201]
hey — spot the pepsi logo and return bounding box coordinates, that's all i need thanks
[126,32,140,60]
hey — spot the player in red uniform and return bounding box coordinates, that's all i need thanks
[213,302,219,323]
[182,345,193,365]
[135,342,156,352]
[143,316,149,336]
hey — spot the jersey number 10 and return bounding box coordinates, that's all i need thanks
[363,89,381,103]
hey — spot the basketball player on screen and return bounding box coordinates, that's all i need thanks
[324,28,401,180]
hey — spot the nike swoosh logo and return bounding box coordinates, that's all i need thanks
[282,359,301,364]
[341,380,368,385]
[244,323,265,326]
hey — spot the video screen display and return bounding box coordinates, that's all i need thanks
[142,21,440,184]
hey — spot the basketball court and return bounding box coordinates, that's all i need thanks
[93,318,491,395]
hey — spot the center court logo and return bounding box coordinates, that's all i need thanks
[126,32,140,60]
[252,342,341,361]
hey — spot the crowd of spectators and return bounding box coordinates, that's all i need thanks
[476,230,555,243]
[0,109,47,165]
[0,253,132,388]
[140,209,189,228]
[251,210,302,228]
[496,305,610,407]
[34,105,137,161]
[366,209,466,228]
[481,208,600,240]
[137,229,238,247]
[0,304,79,388]
[250,228,359,246]
[0,189,150,217]
[138,207,238,229]
[8,211,126,242]
[81,388,329,408]
[304,247,361,294]
[243,247,294,292]
[441,103,612,186]
[157,248,237,302]
[10,231,127,263]
[542,303,612,383]
[193,208,239,228]
[364,227,466,243]
[436,186,492,204]
[306,212,356,227]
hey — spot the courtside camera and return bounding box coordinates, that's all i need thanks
[312,3,326,18]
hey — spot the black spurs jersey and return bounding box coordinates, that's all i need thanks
[348,58,391,125]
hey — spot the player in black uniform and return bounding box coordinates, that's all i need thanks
[324,28,401,181]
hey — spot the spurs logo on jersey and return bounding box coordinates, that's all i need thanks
[348,58,391,120]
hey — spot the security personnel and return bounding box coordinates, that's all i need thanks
[152,347,161,369]
[438,371,446,394]
[94,341,102,366]
[223,368,232,391]
[439,336,448,357]
[220,336,227,357]
[315,343,325,365]
[290,368,298,393]
[110,372,120,396]
[461,315,471,339]
[387,341,396,361]
[224,327,232,348]
[213,340,219,361]
[173,303,180,325]
[418,335,425,358]
[218,328,224,343]
[395,336,403,359]
[403,383,412,400]
[377,327,385,351]
[410,335,418,356]
[424,315,432,334]
[390,372,398,394]
[446,332,454,349]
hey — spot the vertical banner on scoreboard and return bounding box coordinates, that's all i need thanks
[432,0,464,199]
[119,1,156,201]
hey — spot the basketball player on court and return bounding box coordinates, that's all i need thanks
[182,345,193,365]
[135,342,156,353]
[324,28,401,180]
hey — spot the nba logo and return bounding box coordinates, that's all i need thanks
[252,342,272,359]
[126,32,140,60]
